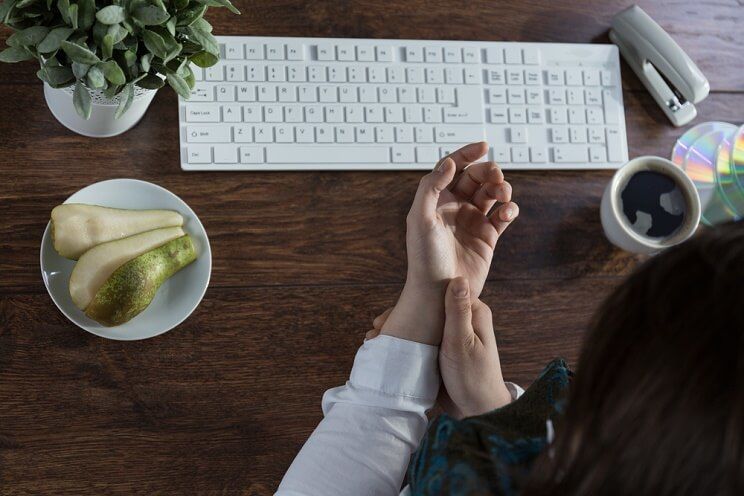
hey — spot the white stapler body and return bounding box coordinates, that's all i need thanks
[610,5,709,127]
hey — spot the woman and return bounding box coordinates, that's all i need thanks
[276,142,744,495]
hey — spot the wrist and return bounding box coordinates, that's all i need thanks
[380,281,447,345]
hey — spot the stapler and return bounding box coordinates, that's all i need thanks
[610,5,709,127]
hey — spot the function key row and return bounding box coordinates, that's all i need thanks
[220,42,542,65]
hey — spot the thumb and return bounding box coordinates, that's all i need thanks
[443,277,474,350]
[410,158,456,224]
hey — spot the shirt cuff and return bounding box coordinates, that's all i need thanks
[322,335,440,417]
[505,381,524,401]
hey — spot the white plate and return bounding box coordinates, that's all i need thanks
[40,179,212,341]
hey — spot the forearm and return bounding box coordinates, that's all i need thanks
[380,281,446,346]
[276,336,439,496]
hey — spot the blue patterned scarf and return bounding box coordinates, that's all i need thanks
[408,359,572,496]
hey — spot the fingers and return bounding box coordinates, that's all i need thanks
[442,277,475,350]
[373,307,394,330]
[470,300,496,347]
[365,328,381,340]
[409,158,456,224]
[472,180,512,215]
[489,201,519,236]
[450,161,504,199]
[437,142,489,173]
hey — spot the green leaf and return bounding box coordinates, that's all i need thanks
[189,50,217,68]
[11,26,49,46]
[86,64,105,88]
[102,33,113,59]
[136,73,163,89]
[166,15,176,35]
[37,27,74,53]
[0,0,19,23]
[60,40,100,64]
[166,71,190,98]
[77,0,95,30]
[175,2,205,26]
[132,4,169,25]
[186,25,218,56]
[96,4,125,24]
[114,83,133,118]
[99,59,126,85]
[140,52,152,72]
[196,0,239,15]
[142,29,167,59]
[174,0,188,9]
[191,17,212,33]
[56,0,70,24]
[15,0,36,7]
[71,61,89,78]
[107,24,128,44]
[0,45,35,62]
[73,80,91,119]
[103,83,119,98]
[36,66,74,87]
[67,2,77,29]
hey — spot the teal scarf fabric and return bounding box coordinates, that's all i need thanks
[408,359,572,496]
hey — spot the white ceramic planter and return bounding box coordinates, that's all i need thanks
[43,83,158,138]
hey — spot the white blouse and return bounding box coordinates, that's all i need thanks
[276,335,523,496]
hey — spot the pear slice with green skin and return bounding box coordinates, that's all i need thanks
[85,235,197,327]
[69,226,186,311]
[51,204,183,260]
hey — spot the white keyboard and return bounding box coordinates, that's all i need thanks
[179,36,628,171]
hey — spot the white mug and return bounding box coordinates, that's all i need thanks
[600,156,701,254]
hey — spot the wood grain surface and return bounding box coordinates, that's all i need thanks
[1,0,742,494]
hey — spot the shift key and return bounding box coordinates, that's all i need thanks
[435,125,486,143]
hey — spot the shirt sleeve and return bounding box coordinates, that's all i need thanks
[276,335,440,496]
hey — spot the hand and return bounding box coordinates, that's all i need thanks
[438,277,512,418]
[381,142,519,345]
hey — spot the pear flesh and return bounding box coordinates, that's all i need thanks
[51,204,183,260]
[85,235,197,326]
[69,226,185,311]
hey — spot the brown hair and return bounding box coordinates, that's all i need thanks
[524,222,744,496]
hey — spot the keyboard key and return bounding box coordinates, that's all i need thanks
[308,66,327,82]
[486,69,505,85]
[376,46,393,62]
[385,106,404,123]
[406,47,424,62]
[568,108,585,124]
[603,90,619,124]
[485,47,503,64]
[337,45,355,61]
[316,125,333,143]
[298,86,317,103]
[224,42,243,59]
[590,147,606,163]
[551,127,568,143]
[379,87,397,103]
[489,88,507,104]
[244,43,262,59]
[462,47,480,63]
[317,43,335,60]
[416,146,439,163]
[570,127,587,143]
[328,67,346,83]
[286,43,304,60]
[567,88,584,105]
[553,146,588,163]
[406,67,424,83]
[224,63,244,81]
[336,126,354,143]
[508,107,526,123]
[565,69,582,85]
[525,69,541,85]
[240,146,264,163]
[463,67,480,84]
[214,145,238,163]
[511,146,529,163]
[233,125,253,142]
[222,104,241,122]
[387,66,404,83]
[527,108,544,123]
[357,46,374,62]
[490,108,508,124]
[395,125,414,142]
[526,89,542,105]
[510,126,527,143]
[547,88,565,104]
[356,126,374,143]
[507,88,525,104]
[443,46,462,63]
[189,87,213,101]
[266,43,284,60]
[267,145,390,163]
[187,125,231,143]
[186,104,220,122]
[320,86,338,103]
[546,69,563,85]
[415,126,433,143]
[392,145,415,162]
[445,67,464,84]
[288,66,307,82]
[254,125,273,142]
[187,145,212,163]
[492,147,509,163]
[242,104,261,122]
[588,127,605,143]
[586,107,603,125]
[425,67,444,84]
[523,47,540,65]
[236,85,256,102]
[601,70,612,86]
[264,105,283,122]
[435,125,486,143]
[549,108,567,124]
[583,69,600,86]
[206,66,223,81]
[530,147,547,162]
[585,88,601,106]
[607,128,623,161]
[295,125,314,143]
[506,69,523,85]
[425,47,442,63]
[504,47,522,64]
[436,87,456,104]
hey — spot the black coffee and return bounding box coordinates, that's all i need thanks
[621,170,686,238]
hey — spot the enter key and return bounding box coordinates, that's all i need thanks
[443,87,485,124]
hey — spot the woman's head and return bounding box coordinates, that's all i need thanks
[526,222,744,496]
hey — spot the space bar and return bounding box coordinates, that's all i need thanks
[266,146,390,163]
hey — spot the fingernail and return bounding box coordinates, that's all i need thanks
[436,159,447,173]
[504,207,514,220]
[453,279,469,297]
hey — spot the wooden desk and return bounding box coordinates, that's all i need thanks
[0,0,741,493]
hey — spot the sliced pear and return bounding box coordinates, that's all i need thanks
[85,235,197,327]
[69,226,185,311]
[51,204,183,260]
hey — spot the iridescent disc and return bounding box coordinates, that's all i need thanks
[683,129,738,226]
[671,122,735,166]
[731,125,744,205]
[716,131,744,218]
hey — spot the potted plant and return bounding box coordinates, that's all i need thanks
[0,0,238,137]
